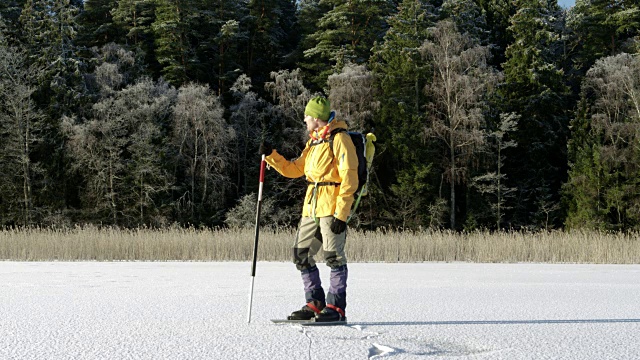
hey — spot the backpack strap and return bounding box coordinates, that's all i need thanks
[309,128,346,162]
[327,128,346,159]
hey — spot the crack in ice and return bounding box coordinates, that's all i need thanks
[293,325,313,360]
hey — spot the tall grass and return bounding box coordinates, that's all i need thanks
[0,226,638,263]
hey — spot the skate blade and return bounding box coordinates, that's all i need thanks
[271,319,315,324]
[270,318,348,326]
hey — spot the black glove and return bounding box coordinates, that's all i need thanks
[259,141,273,156]
[330,217,347,234]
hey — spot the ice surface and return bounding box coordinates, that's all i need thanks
[1,262,639,359]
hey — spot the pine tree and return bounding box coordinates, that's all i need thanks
[294,0,328,92]
[195,0,247,94]
[152,0,198,86]
[500,0,570,228]
[245,0,298,89]
[568,0,640,74]
[111,0,157,74]
[112,0,156,46]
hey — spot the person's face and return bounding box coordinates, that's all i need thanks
[304,115,319,133]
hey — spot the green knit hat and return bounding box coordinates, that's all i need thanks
[305,96,331,121]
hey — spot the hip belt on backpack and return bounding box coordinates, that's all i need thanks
[308,182,341,187]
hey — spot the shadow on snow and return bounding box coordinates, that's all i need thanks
[350,319,640,326]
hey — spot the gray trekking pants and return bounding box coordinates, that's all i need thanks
[292,216,348,310]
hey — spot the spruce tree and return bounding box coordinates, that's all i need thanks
[440,0,489,45]
[302,0,394,89]
[369,0,436,228]
[19,0,87,215]
[20,0,85,117]
[500,0,570,228]
[0,0,27,44]
[475,0,516,69]
[76,0,123,49]
[565,53,640,230]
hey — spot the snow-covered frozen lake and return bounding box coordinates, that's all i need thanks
[1,262,639,359]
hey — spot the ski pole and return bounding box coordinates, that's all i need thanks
[247,154,267,323]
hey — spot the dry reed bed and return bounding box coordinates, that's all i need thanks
[0,227,638,263]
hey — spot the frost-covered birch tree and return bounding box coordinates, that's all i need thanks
[421,20,497,229]
[265,68,311,149]
[472,112,519,229]
[327,63,379,132]
[263,69,313,224]
[65,77,176,225]
[0,40,45,225]
[229,75,271,197]
[173,83,234,223]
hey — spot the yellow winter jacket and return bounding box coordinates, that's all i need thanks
[265,120,358,222]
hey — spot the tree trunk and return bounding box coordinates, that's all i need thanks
[450,133,456,229]
[191,127,198,220]
[22,116,32,226]
[202,134,208,206]
[109,157,117,225]
[497,145,501,230]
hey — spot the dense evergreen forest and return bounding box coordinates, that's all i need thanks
[0,0,639,231]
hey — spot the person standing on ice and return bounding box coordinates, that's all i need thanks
[259,96,358,323]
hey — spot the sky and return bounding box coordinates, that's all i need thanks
[558,0,576,8]
[2,262,639,359]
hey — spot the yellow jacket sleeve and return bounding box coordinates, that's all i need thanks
[332,133,359,221]
[264,144,309,179]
